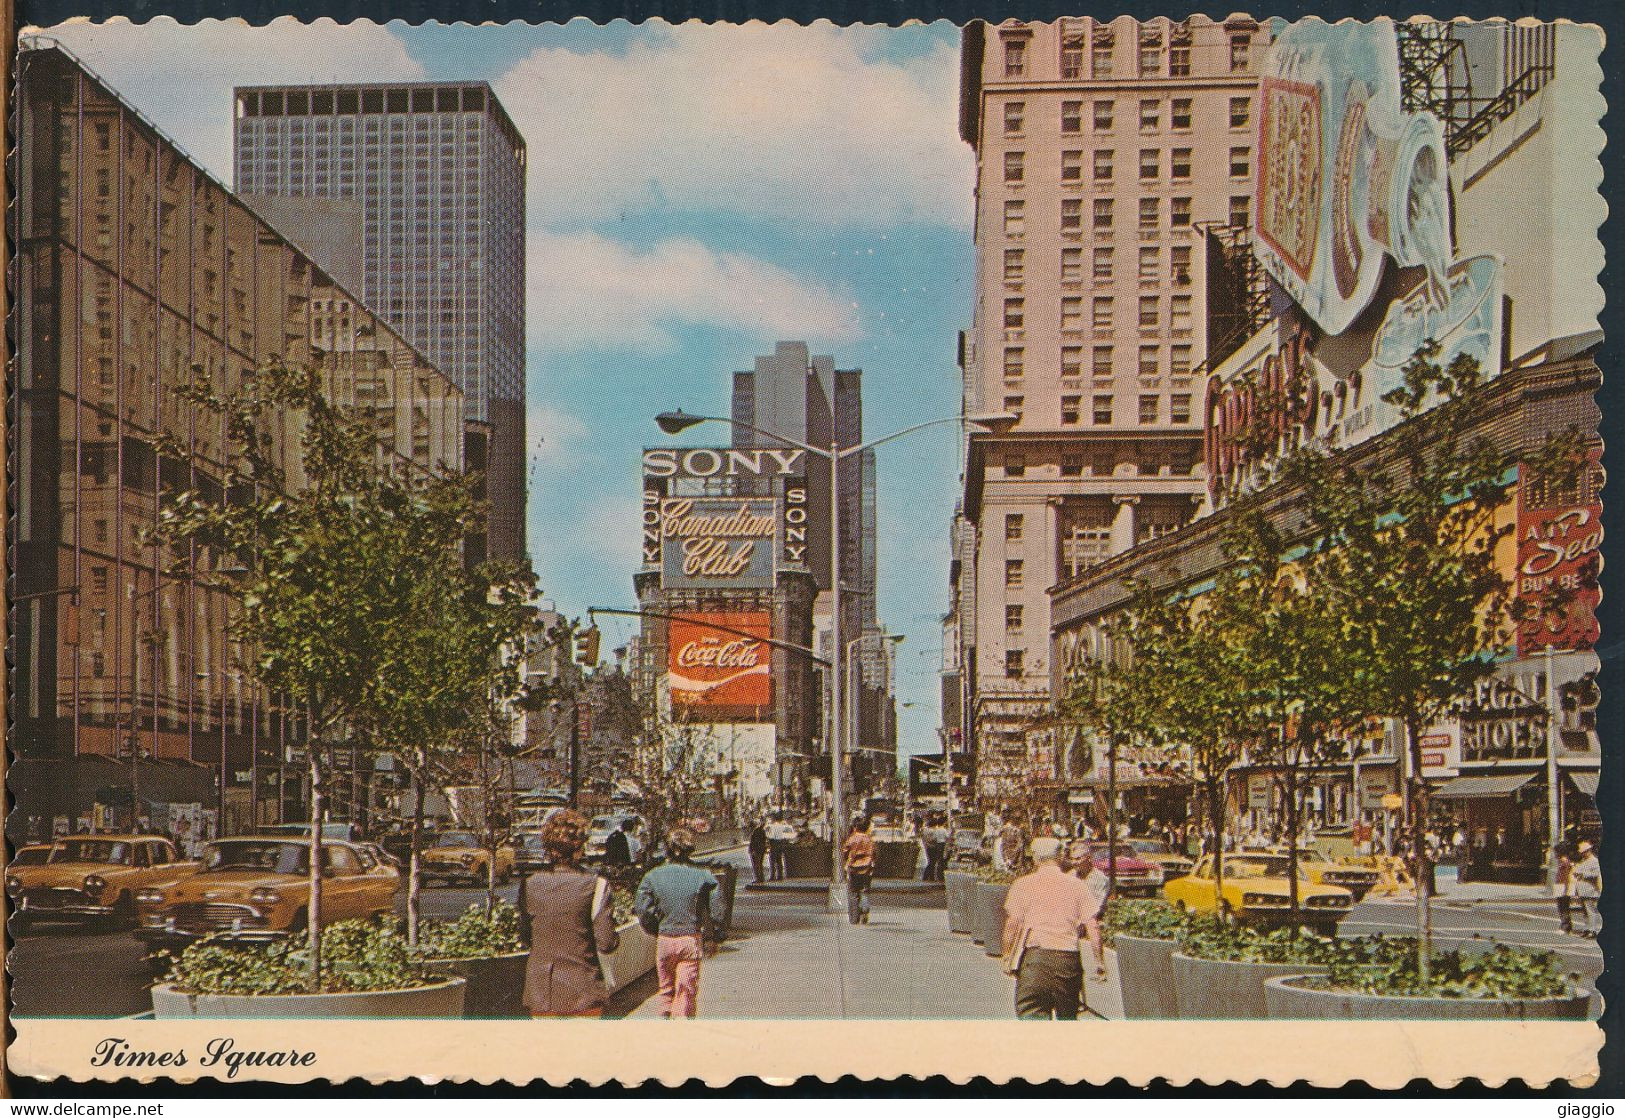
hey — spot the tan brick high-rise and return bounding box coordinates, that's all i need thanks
[949,17,1267,804]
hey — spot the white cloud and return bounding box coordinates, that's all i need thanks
[30,17,425,181]
[528,229,862,354]
[496,22,972,228]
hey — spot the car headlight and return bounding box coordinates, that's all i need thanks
[1146,867,1164,884]
[5,875,20,894]
[249,887,281,903]
[82,874,108,894]
[135,888,165,904]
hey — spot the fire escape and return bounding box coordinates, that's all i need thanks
[1397,21,1557,158]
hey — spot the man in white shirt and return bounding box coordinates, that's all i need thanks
[764,815,797,882]
[1001,837,1106,1019]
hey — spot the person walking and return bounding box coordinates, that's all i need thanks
[517,810,619,1019]
[765,814,797,881]
[1554,844,1575,934]
[604,820,633,872]
[748,819,769,885]
[843,815,877,924]
[923,816,949,883]
[1000,837,1106,1020]
[1571,840,1602,937]
[634,828,724,1018]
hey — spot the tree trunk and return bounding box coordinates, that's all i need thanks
[1405,712,1433,982]
[1206,773,1228,911]
[306,749,325,993]
[1283,727,1303,929]
[407,773,425,947]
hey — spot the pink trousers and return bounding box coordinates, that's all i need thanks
[656,934,703,1018]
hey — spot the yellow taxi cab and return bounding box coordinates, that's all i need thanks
[420,830,514,886]
[6,834,195,929]
[133,837,398,956]
[9,844,54,868]
[1162,852,1355,936]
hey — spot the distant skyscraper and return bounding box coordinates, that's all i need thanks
[232,82,527,563]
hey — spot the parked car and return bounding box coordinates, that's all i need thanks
[9,844,53,868]
[584,814,646,864]
[7,835,195,930]
[513,833,551,875]
[1292,853,1379,901]
[1162,853,1355,935]
[1124,838,1195,881]
[1087,844,1163,898]
[257,822,365,844]
[134,838,397,961]
[419,830,515,886]
[356,842,403,877]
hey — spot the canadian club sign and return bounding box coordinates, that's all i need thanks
[659,497,777,589]
[669,612,772,710]
[641,447,802,590]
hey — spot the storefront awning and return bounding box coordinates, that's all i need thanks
[1567,771,1600,797]
[1432,772,1539,799]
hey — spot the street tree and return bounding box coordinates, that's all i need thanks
[156,360,481,988]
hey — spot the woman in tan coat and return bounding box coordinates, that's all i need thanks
[518,810,619,1017]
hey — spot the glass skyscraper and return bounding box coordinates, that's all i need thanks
[232,82,527,563]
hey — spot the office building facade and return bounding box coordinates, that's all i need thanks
[12,42,465,838]
[232,81,527,563]
[950,17,1268,803]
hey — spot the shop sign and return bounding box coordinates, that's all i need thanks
[1516,453,1603,655]
[1248,775,1271,810]
[1255,21,1452,336]
[1358,768,1396,811]
[668,612,772,710]
[657,496,778,589]
[1455,678,1547,764]
[1418,732,1452,772]
[782,478,808,568]
[642,446,807,480]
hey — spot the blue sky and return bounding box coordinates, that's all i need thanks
[35,17,976,763]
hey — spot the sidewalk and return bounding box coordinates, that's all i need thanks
[624,888,1014,1019]
[1363,871,1557,907]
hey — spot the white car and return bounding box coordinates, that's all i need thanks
[584,814,646,863]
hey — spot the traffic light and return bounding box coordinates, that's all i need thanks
[573,626,601,667]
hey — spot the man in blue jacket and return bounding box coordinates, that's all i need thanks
[634,828,725,1018]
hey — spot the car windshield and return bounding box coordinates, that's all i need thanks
[203,841,309,875]
[438,832,478,848]
[1227,856,1291,878]
[49,840,130,865]
[1129,840,1170,854]
[1091,845,1140,861]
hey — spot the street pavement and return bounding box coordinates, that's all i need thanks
[7,848,1602,1019]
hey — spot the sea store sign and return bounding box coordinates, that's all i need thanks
[1255,21,1453,337]
[1516,450,1603,655]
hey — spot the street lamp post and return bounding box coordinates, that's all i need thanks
[655,407,1015,911]
[845,631,903,839]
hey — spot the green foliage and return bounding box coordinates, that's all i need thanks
[1102,899,1189,944]
[164,919,443,995]
[610,885,636,927]
[415,901,525,960]
[1313,938,1574,1000]
[1177,917,1353,965]
[973,864,1017,885]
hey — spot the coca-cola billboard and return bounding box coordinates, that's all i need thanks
[668,612,772,711]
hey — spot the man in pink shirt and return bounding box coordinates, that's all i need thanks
[1001,836,1107,1019]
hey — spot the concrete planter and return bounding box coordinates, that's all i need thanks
[784,842,832,879]
[976,881,1010,956]
[1264,975,1592,1020]
[874,842,920,880]
[1171,952,1328,1019]
[944,870,976,934]
[1082,946,1124,1019]
[151,978,466,1019]
[428,952,528,1019]
[1115,934,1181,1019]
[599,919,656,995]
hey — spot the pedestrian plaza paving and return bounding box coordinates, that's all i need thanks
[625,883,1016,1019]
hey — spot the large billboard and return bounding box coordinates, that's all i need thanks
[668,612,772,710]
[1255,21,1452,336]
[1516,451,1603,655]
[659,497,777,589]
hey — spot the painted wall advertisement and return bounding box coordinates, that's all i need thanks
[668,612,772,711]
[1516,453,1603,655]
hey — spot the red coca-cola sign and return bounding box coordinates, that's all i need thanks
[668,612,772,710]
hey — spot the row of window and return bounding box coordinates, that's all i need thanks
[999,391,1194,425]
[1002,242,1206,284]
[1004,293,1194,331]
[1002,27,1253,81]
[237,87,489,117]
[1004,95,1251,136]
[1003,145,1250,185]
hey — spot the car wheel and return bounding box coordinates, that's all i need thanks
[146,952,175,979]
[10,911,33,935]
[1312,920,1340,938]
[1219,901,1241,929]
[111,891,137,931]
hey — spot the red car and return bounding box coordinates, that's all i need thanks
[1087,844,1163,898]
